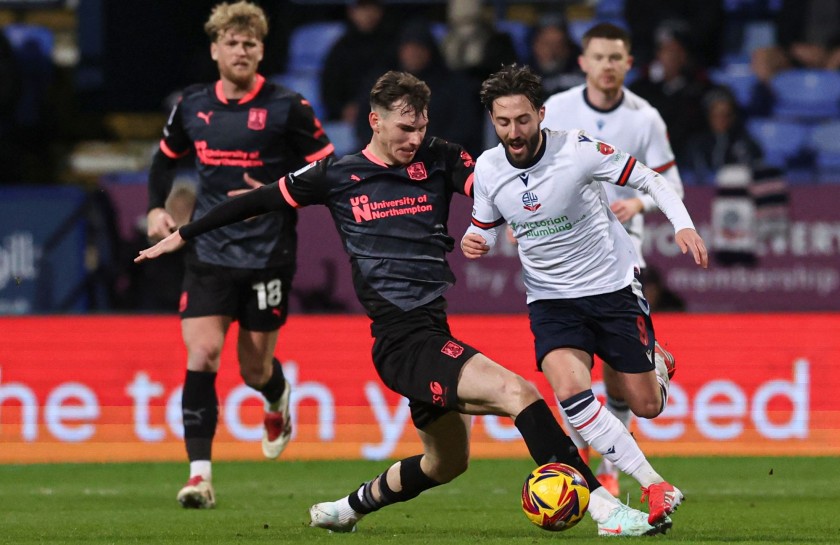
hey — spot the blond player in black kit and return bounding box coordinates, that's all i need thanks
[137,71,669,537]
[145,1,333,509]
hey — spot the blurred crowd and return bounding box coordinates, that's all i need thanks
[2,0,839,313]
[4,0,840,186]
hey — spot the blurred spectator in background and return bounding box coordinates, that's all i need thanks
[321,0,397,123]
[687,88,763,183]
[775,0,840,69]
[1,26,57,183]
[440,0,518,81]
[624,0,724,70]
[354,19,483,155]
[528,18,584,98]
[749,0,840,116]
[0,31,22,183]
[630,29,712,167]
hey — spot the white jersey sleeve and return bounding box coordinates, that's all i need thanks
[465,161,505,248]
[578,132,694,233]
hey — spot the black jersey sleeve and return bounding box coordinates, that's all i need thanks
[159,100,192,159]
[147,149,178,211]
[179,182,288,241]
[282,158,333,207]
[438,138,476,198]
[285,96,335,166]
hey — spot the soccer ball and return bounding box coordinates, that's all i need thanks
[521,462,590,531]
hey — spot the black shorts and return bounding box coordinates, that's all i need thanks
[180,259,293,332]
[528,278,655,374]
[371,301,479,430]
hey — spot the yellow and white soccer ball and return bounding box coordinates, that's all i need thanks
[521,462,590,531]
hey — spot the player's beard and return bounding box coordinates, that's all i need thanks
[505,130,542,168]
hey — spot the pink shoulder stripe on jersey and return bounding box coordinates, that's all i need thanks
[362,145,389,167]
[160,139,189,159]
[651,159,676,173]
[306,143,335,163]
[214,74,266,104]
[617,156,637,186]
[464,172,474,197]
[277,176,300,208]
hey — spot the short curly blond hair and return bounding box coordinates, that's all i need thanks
[204,1,268,42]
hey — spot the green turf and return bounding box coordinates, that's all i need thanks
[1,457,838,544]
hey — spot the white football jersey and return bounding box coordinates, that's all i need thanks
[467,129,693,302]
[543,85,684,267]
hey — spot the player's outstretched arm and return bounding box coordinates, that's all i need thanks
[675,228,709,268]
[135,230,185,263]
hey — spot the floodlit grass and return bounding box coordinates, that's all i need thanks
[1,457,838,544]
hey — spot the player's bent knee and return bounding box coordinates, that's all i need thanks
[522,379,543,403]
[630,397,662,419]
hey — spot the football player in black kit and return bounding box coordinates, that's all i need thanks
[137,70,667,536]
[145,1,334,509]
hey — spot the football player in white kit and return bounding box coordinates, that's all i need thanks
[542,22,685,497]
[462,64,708,529]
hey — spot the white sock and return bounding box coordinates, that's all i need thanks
[586,487,620,523]
[557,398,588,450]
[560,390,663,488]
[189,460,211,481]
[606,395,632,428]
[597,396,632,476]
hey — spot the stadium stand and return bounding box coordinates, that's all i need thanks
[809,121,840,182]
[770,69,840,120]
[286,21,346,74]
[271,72,327,120]
[709,66,757,109]
[495,19,530,62]
[746,117,811,170]
[322,120,360,156]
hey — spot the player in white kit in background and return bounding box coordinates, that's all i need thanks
[542,23,685,496]
[462,64,708,527]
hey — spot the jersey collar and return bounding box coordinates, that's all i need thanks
[214,74,265,105]
[582,86,625,113]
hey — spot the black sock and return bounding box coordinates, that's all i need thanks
[514,399,602,491]
[347,455,441,514]
[182,370,218,461]
[259,358,287,405]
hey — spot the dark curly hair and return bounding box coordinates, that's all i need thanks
[479,64,544,112]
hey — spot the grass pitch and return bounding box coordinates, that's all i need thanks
[1,456,838,544]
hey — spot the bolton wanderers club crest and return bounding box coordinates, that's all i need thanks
[522,191,541,212]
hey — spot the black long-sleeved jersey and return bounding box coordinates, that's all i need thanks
[181,137,475,320]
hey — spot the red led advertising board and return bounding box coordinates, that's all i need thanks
[1,314,837,463]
